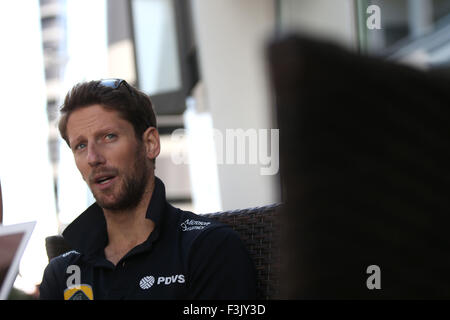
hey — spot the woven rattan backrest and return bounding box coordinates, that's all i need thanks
[203,203,282,299]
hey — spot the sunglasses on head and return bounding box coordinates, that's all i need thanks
[99,78,133,95]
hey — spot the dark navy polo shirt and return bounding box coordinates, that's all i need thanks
[39,177,256,300]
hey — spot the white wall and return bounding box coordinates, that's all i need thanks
[279,0,358,48]
[190,0,280,210]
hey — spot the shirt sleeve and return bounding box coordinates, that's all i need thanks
[186,226,257,299]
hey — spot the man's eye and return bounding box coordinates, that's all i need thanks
[75,143,86,151]
[105,133,117,140]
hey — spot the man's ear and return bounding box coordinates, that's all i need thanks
[142,127,160,161]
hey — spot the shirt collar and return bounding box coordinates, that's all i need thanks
[62,176,167,257]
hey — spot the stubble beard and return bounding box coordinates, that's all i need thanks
[92,143,151,212]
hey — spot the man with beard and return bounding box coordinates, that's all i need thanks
[39,79,256,300]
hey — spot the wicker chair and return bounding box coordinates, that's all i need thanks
[45,203,282,300]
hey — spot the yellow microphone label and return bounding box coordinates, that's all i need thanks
[64,285,94,300]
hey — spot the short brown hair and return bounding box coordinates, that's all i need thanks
[58,79,157,147]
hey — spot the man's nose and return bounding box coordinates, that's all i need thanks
[87,143,106,167]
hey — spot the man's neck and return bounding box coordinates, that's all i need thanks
[103,177,156,265]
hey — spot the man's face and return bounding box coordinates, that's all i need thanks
[66,104,153,211]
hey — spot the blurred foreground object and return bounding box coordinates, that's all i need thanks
[268,35,450,299]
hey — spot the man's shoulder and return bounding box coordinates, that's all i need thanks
[168,205,243,253]
[46,250,82,271]
[169,206,229,237]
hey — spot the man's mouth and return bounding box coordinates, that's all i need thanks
[96,176,115,185]
[92,175,117,191]
[90,170,119,190]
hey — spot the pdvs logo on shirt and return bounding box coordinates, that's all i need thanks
[139,276,155,289]
[139,274,185,290]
